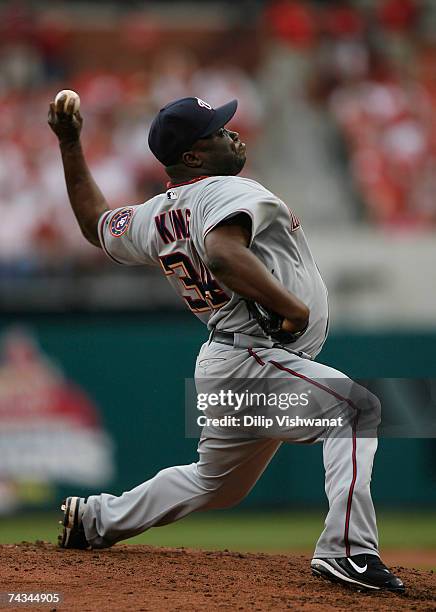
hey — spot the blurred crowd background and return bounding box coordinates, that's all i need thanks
[1,0,436,325]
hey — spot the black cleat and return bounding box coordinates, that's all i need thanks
[58,496,90,550]
[311,554,405,592]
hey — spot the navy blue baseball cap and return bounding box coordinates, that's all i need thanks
[148,96,238,166]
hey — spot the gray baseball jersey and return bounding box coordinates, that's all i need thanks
[98,175,329,358]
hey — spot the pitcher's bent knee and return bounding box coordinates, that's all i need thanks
[195,469,253,510]
[201,485,247,510]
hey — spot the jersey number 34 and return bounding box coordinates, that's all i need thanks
[159,252,229,313]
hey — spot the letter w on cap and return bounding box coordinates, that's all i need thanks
[196,98,212,110]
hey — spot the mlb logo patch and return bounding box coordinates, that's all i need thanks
[110,207,134,237]
[167,190,178,200]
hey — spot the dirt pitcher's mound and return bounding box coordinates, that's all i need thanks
[0,543,435,611]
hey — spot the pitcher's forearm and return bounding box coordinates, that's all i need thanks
[59,140,109,246]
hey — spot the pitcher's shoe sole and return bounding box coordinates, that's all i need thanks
[58,496,90,550]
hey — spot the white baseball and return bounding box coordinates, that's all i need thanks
[54,89,80,114]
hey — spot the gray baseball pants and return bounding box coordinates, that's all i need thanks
[83,337,380,558]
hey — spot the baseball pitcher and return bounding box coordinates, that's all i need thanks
[48,94,404,593]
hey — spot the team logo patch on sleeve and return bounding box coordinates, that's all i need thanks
[110,207,134,237]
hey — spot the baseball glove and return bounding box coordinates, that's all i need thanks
[246,300,308,344]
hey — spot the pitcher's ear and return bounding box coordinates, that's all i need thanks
[182,150,203,168]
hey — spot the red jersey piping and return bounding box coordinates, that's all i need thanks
[166,175,211,189]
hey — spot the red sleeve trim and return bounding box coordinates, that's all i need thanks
[97,210,125,265]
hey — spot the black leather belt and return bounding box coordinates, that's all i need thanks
[209,328,313,360]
